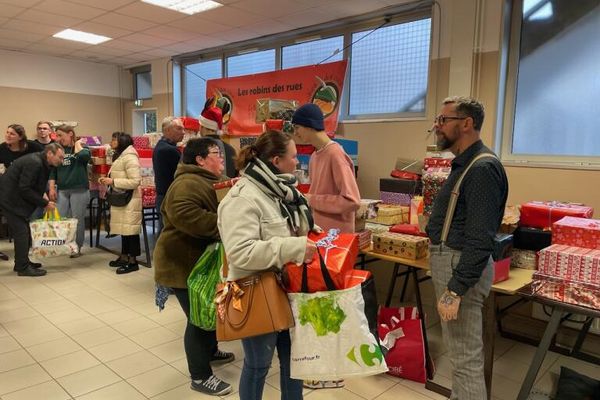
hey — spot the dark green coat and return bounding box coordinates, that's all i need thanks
[153,163,221,288]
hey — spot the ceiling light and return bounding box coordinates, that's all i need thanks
[53,29,111,45]
[141,0,223,15]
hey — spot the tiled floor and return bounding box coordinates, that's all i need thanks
[1,242,599,400]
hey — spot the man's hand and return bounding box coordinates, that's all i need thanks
[46,201,56,210]
[48,188,57,201]
[437,290,461,322]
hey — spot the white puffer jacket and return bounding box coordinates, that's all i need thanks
[109,145,142,236]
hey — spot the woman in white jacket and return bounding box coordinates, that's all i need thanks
[218,130,317,400]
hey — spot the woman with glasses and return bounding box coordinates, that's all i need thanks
[154,137,234,397]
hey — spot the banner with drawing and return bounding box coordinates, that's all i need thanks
[205,60,347,136]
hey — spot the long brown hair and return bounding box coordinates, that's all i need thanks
[236,130,292,171]
[7,124,28,151]
[55,124,78,146]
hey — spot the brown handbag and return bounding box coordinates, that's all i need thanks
[214,271,294,341]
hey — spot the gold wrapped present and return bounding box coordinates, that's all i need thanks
[255,99,298,123]
[367,204,409,225]
[372,232,429,259]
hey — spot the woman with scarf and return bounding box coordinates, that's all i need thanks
[218,130,317,400]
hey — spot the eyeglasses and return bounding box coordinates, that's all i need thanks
[434,115,467,125]
[208,150,223,157]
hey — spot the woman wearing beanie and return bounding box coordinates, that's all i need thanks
[199,97,238,178]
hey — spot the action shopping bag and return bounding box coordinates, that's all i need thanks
[29,209,78,257]
[378,306,429,383]
[188,243,224,330]
[287,256,387,380]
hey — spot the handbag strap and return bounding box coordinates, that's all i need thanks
[440,153,497,245]
[301,250,337,293]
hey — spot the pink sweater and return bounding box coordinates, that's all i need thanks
[308,142,361,233]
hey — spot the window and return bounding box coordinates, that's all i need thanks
[282,36,344,69]
[347,18,431,118]
[183,59,222,118]
[227,49,275,78]
[133,67,152,100]
[144,111,157,133]
[501,0,600,163]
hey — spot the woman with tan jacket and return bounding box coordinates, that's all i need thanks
[99,132,142,274]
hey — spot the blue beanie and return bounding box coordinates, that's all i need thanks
[292,103,324,131]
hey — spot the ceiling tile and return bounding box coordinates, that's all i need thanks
[0,16,8,25]
[119,32,178,47]
[142,25,199,42]
[320,0,388,18]
[71,21,133,39]
[65,0,138,11]
[0,0,44,6]
[66,49,116,62]
[243,19,295,36]
[3,19,64,35]
[168,37,227,53]
[36,36,92,50]
[138,47,173,57]
[34,0,107,19]
[209,27,257,44]
[0,27,46,42]
[0,3,25,18]
[102,38,153,52]
[93,12,158,31]
[115,2,187,24]
[196,5,265,27]
[168,15,233,35]
[120,51,154,62]
[233,0,312,19]
[0,37,35,50]
[90,44,133,57]
[105,56,141,65]
[14,9,83,27]
[275,8,333,29]
[24,43,74,56]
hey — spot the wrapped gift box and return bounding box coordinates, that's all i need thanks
[213,177,241,202]
[141,186,156,208]
[530,276,600,309]
[552,216,600,249]
[513,226,552,251]
[141,176,155,187]
[372,232,428,259]
[79,136,102,146]
[143,133,162,148]
[537,244,600,285]
[92,164,110,174]
[367,205,409,226]
[90,146,106,157]
[365,222,391,234]
[356,229,372,249]
[422,168,450,216]
[91,156,105,165]
[493,258,510,283]
[139,158,152,169]
[424,157,452,170]
[137,148,153,158]
[380,191,413,206]
[511,249,537,270]
[493,233,513,261]
[380,178,422,195]
[520,201,593,230]
[132,136,150,150]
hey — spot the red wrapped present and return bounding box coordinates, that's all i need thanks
[92,164,110,174]
[423,157,452,170]
[90,146,106,157]
[132,136,150,150]
[520,201,593,230]
[390,170,421,180]
[181,117,200,131]
[141,186,156,208]
[79,136,102,146]
[265,119,284,130]
[537,244,600,285]
[285,229,359,293]
[213,177,241,202]
[552,216,600,249]
[530,276,600,309]
[493,258,510,283]
[137,148,153,158]
[422,168,450,217]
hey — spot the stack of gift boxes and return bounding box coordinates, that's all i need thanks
[88,138,110,198]
[355,199,380,249]
[133,136,156,208]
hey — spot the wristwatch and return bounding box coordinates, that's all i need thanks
[447,289,461,298]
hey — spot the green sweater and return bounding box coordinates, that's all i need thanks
[50,146,91,190]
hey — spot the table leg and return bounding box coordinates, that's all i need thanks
[399,273,410,303]
[385,263,400,307]
[517,307,563,400]
[483,291,496,399]
[410,267,434,380]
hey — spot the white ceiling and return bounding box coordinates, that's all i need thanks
[0,0,414,66]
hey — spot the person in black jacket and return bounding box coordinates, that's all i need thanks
[0,143,65,276]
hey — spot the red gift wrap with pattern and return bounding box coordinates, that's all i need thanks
[285,229,359,293]
[552,216,600,249]
[423,157,452,170]
[530,276,600,310]
[141,186,156,208]
[132,136,150,150]
[537,244,600,285]
[422,168,450,216]
[520,201,593,230]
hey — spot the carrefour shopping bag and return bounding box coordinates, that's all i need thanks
[30,209,78,257]
[188,243,225,330]
[287,258,387,380]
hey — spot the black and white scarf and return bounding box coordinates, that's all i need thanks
[243,158,314,235]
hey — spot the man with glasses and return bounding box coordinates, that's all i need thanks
[425,96,508,399]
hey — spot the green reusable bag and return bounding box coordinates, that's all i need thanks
[188,242,224,330]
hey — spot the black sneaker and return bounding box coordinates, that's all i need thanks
[211,350,235,365]
[0,252,8,261]
[109,258,127,267]
[29,262,43,269]
[190,375,232,396]
[17,266,47,277]
[116,263,139,275]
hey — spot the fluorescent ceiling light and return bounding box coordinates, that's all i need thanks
[53,29,111,45]
[141,0,223,15]
[529,3,553,20]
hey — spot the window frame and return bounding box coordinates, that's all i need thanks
[176,5,432,123]
[132,65,152,101]
[497,0,600,169]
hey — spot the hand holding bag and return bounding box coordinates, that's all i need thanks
[214,271,294,342]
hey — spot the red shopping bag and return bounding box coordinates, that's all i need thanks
[378,307,427,383]
[286,229,358,293]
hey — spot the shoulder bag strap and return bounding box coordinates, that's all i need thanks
[440,153,498,246]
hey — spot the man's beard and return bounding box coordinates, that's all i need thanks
[436,131,455,150]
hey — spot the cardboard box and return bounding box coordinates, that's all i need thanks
[372,232,428,259]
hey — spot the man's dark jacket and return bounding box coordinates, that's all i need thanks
[0,152,51,217]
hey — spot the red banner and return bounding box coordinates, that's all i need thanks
[205,60,347,136]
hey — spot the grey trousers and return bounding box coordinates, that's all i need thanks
[57,189,90,250]
[429,244,493,400]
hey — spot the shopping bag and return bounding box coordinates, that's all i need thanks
[341,269,379,341]
[286,229,359,293]
[287,267,387,380]
[378,306,428,383]
[29,209,78,257]
[188,243,225,330]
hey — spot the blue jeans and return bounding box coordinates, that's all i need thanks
[239,330,302,400]
[57,189,90,250]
